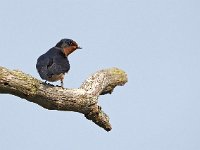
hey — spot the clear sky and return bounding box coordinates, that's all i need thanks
[0,0,200,149]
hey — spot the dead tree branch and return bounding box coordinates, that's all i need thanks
[0,66,128,131]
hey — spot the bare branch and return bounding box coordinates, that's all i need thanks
[0,66,128,131]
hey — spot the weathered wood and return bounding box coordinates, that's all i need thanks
[0,66,128,131]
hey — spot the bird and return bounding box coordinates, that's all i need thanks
[36,38,82,88]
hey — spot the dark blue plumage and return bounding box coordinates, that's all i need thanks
[36,47,70,80]
[36,38,81,87]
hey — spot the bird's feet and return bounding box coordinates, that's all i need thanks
[42,81,54,87]
[55,80,64,89]
[56,85,64,89]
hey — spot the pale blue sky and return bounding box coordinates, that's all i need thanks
[0,0,200,149]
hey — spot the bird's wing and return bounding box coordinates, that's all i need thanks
[36,53,70,80]
[47,56,70,76]
[36,55,53,79]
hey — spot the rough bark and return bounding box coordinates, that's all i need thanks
[0,66,128,131]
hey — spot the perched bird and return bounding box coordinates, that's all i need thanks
[36,38,82,88]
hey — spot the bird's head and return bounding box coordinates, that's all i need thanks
[55,39,82,56]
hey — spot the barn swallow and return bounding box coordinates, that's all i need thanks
[36,39,82,88]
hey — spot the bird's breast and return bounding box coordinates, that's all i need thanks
[47,73,65,82]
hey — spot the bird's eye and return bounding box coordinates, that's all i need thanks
[69,41,73,45]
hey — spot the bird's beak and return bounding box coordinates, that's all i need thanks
[77,46,82,49]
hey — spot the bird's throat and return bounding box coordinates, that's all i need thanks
[62,46,76,56]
